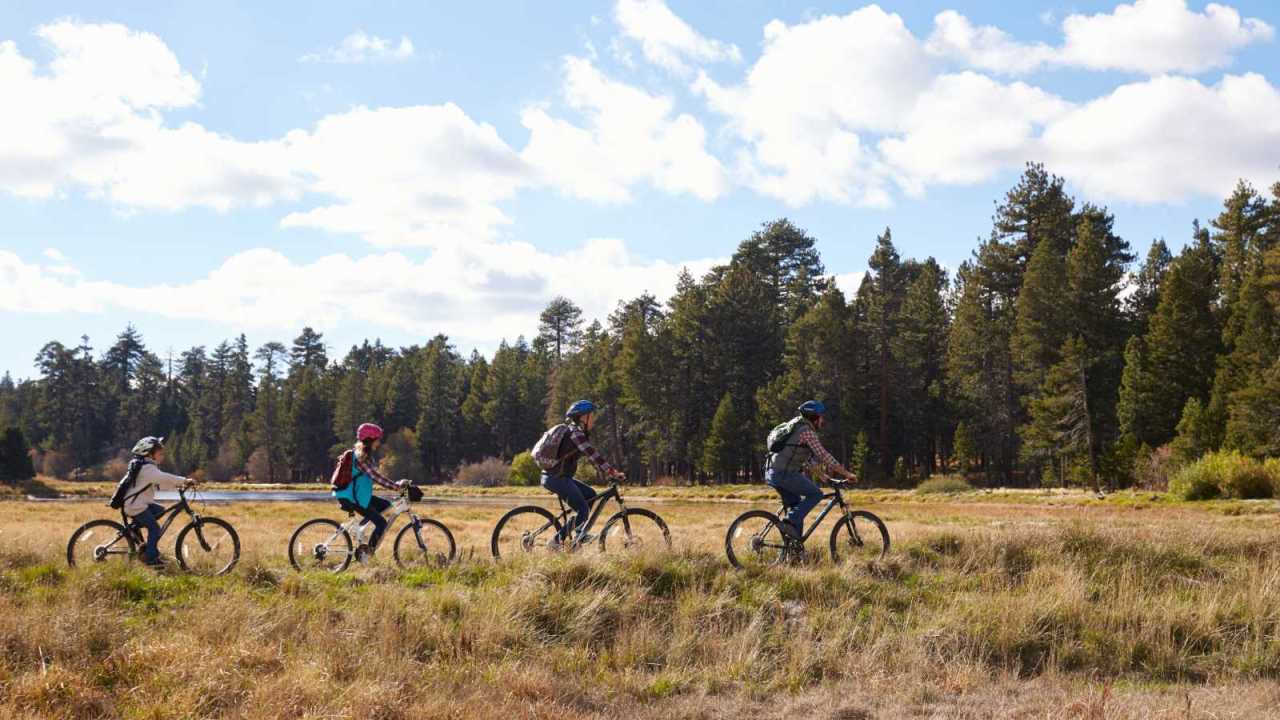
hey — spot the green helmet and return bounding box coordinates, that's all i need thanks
[131,436,165,456]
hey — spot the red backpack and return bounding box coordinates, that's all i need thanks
[330,450,355,490]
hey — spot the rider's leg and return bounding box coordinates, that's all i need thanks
[769,471,822,535]
[542,473,591,540]
[361,496,392,548]
[132,503,165,563]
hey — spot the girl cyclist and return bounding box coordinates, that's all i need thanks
[331,423,409,555]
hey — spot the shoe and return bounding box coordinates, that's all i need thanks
[354,544,374,564]
[575,532,596,546]
[142,553,169,567]
[778,521,802,541]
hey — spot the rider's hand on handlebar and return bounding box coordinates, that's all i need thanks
[608,468,626,482]
[397,478,412,489]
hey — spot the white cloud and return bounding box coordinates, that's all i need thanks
[0,242,722,343]
[1043,73,1280,203]
[925,10,1055,74]
[880,72,1070,194]
[0,22,302,210]
[300,30,414,64]
[521,56,727,202]
[280,103,531,246]
[695,6,931,207]
[928,1,1274,75]
[613,0,741,75]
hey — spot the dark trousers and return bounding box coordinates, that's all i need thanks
[766,470,823,533]
[339,496,392,548]
[131,503,166,562]
[541,473,597,540]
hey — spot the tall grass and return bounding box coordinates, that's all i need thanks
[4,510,1280,717]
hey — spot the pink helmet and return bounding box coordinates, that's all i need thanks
[356,423,384,442]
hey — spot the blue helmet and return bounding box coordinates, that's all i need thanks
[566,399,597,419]
[798,400,826,418]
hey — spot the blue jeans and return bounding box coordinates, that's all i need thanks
[339,495,392,548]
[131,503,166,562]
[542,473,597,540]
[766,470,822,534]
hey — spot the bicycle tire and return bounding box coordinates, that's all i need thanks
[598,508,671,553]
[491,505,563,559]
[289,518,354,573]
[67,519,136,568]
[725,509,790,569]
[175,517,241,576]
[394,518,457,569]
[829,510,890,563]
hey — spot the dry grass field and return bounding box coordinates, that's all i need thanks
[2,489,1280,718]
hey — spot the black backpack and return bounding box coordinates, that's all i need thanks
[108,457,149,510]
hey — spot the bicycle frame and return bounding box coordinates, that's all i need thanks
[121,488,196,540]
[337,493,419,546]
[550,482,626,534]
[776,482,854,543]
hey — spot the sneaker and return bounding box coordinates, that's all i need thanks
[575,532,596,546]
[142,553,169,567]
[354,544,374,564]
[778,521,802,541]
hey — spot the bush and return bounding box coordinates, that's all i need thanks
[455,457,510,487]
[509,452,540,486]
[380,429,425,483]
[1132,445,1177,491]
[1169,451,1277,501]
[916,476,973,494]
[39,449,74,479]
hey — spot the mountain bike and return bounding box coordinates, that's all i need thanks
[725,476,888,569]
[288,485,456,573]
[490,480,670,559]
[66,485,240,575]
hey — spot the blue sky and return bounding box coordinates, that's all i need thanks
[2,0,1279,378]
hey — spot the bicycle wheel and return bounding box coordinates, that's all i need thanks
[289,519,354,573]
[491,505,564,559]
[67,519,136,568]
[829,511,890,563]
[175,517,241,576]
[599,508,671,554]
[394,518,457,569]
[725,510,790,570]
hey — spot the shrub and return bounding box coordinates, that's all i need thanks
[380,429,425,483]
[508,452,540,486]
[1132,445,1177,491]
[40,449,74,479]
[1169,451,1276,501]
[455,457,510,487]
[916,476,973,494]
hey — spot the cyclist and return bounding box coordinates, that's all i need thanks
[540,400,625,545]
[121,436,193,567]
[765,401,857,540]
[331,423,409,555]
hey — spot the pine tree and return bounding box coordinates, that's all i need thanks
[383,356,420,434]
[1127,239,1173,334]
[538,297,584,362]
[1012,238,1068,392]
[458,354,493,461]
[1022,336,1095,488]
[0,427,36,483]
[252,342,287,483]
[290,327,328,372]
[417,335,462,478]
[701,393,742,483]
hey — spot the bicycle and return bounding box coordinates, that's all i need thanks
[490,480,670,559]
[66,485,240,575]
[288,484,456,573]
[725,476,889,569]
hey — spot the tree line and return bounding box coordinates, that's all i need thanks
[2,164,1279,488]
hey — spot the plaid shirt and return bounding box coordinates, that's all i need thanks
[795,428,842,475]
[567,424,615,476]
[353,450,400,491]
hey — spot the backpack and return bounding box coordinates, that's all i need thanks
[330,450,356,490]
[108,457,149,510]
[766,417,806,454]
[531,423,573,471]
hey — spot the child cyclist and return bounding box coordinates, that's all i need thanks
[331,423,410,555]
[120,436,194,567]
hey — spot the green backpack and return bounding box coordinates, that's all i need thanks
[766,417,806,454]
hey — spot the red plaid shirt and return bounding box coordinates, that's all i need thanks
[795,428,843,474]
[567,424,616,476]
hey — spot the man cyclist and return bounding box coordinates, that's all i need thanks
[120,436,194,567]
[539,400,625,546]
[765,401,857,541]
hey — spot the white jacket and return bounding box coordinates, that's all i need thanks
[122,462,188,516]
